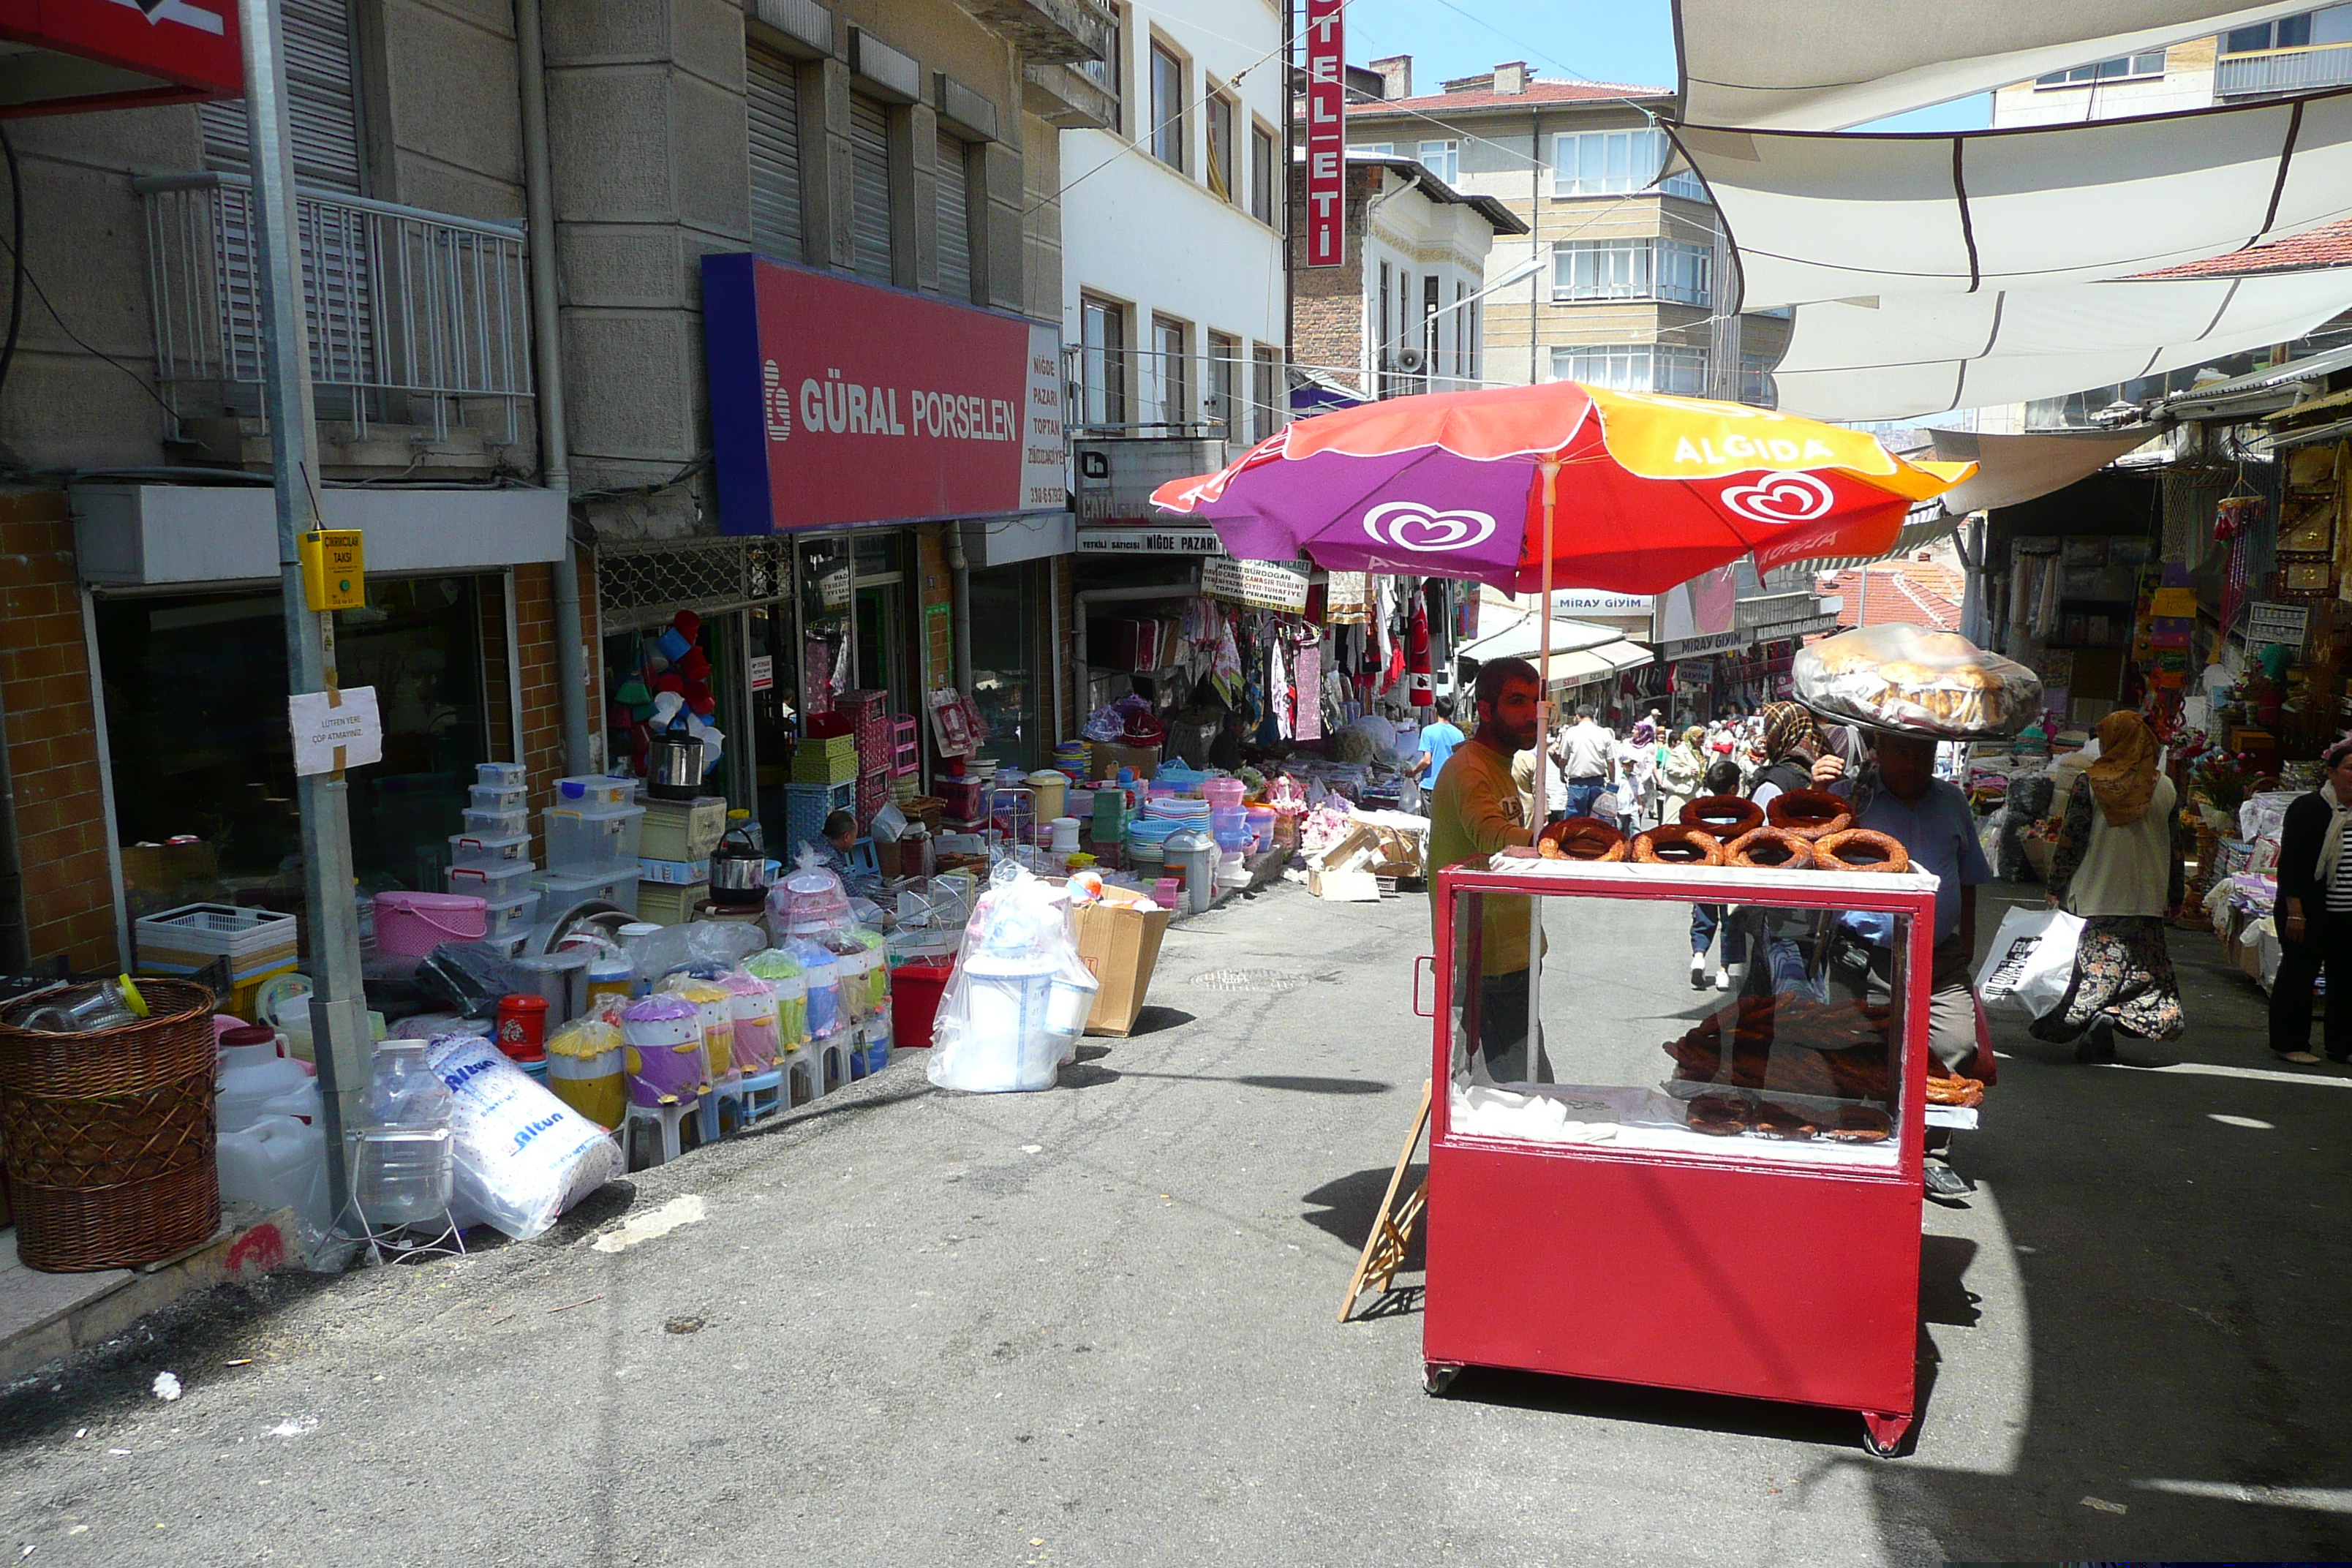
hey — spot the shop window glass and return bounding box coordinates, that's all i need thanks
[968,561,1041,770]
[97,578,489,901]
[798,536,854,715]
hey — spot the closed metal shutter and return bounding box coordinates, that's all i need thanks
[747,45,802,262]
[200,0,363,194]
[850,94,894,283]
[935,132,971,301]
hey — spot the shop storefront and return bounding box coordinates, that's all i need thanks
[692,254,1067,826]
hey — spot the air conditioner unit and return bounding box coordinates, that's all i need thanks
[1395,347,1430,374]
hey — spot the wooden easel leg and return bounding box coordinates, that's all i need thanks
[1339,1079,1432,1323]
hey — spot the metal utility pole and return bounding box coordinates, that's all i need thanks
[239,0,368,1226]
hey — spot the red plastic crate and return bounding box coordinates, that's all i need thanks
[889,714,919,776]
[856,767,890,829]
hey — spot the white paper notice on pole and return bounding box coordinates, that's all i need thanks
[289,687,382,777]
[748,655,774,692]
[1202,557,1311,613]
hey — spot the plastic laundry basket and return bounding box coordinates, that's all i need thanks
[374,891,489,960]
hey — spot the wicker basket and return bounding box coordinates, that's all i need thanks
[0,980,220,1272]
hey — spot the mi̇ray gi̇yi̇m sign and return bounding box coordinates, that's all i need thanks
[704,254,1065,535]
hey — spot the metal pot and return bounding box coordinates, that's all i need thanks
[644,731,703,801]
[707,845,771,907]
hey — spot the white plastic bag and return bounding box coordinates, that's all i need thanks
[424,1033,623,1239]
[1975,905,2085,1019]
[927,864,1096,1093]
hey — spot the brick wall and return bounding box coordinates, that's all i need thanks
[1289,165,1370,396]
[0,489,117,970]
[510,553,600,859]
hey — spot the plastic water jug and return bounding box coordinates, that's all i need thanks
[346,1041,456,1230]
[216,1025,320,1134]
[1164,829,1219,917]
[216,1114,330,1248]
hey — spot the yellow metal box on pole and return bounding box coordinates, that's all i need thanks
[299,529,365,611]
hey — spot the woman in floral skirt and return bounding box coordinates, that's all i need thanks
[2030,710,2187,1062]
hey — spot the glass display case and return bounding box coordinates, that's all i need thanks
[1423,857,1937,1457]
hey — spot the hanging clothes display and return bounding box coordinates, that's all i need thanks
[1292,641,1323,741]
[1406,589,1432,708]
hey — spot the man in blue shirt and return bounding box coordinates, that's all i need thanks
[1823,729,1992,1202]
[1414,696,1466,783]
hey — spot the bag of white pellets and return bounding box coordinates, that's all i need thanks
[425,1033,622,1239]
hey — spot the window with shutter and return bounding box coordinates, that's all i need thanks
[747,45,803,263]
[936,133,973,301]
[200,0,363,194]
[850,94,894,283]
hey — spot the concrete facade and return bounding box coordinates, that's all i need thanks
[1289,156,1523,399]
[1343,64,1788,404]
[1060,0,1289,441]
[0,0,1115,973]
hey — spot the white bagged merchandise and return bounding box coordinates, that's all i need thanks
[423,1032,622,1239]
[1975,905,2085,1019]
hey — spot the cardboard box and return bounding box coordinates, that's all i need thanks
[1308,867,1382,902]
[1088,742,1161,781]
[1074,900,1171,1036]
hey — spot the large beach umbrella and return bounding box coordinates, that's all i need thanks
[1151,382,1975,1066]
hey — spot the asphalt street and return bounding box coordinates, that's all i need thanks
[0,875,2345,1566]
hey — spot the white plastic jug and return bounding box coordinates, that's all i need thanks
[216,1114,331,1248]
[217,1027,319,1134]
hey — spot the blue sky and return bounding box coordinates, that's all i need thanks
[1337,0,1991,130]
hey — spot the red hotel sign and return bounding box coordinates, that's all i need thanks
[1303,0,1344,268]
[703,254,1064,534]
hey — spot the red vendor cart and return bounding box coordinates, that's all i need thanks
[1423,856,1940,1456]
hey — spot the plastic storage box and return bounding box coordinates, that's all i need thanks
[470,782,527,813]
[782,780,856,859]
[639,795,728,860]
[543,804,645,872]
[477,761,526,788]
[483,892,541,940]
[448,859,535,900]
[554,775,634,807]
[463,807,528,839]
[534,864,640,917]
[449,831,530,869]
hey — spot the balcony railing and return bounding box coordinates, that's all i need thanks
[135,171,532,445]
[2217,42,2352,97]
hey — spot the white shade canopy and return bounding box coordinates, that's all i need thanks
[1925,428,2163,513]
[1679,90,2352,312]
[1765,269,2352,421]
[1673,0,2314,130]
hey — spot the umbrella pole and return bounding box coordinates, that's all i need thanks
[1527,456,1560,1084]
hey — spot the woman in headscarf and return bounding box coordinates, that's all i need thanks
[1617,718,1662,829]
[2030,710,2187,1063]
[1659,725,1708,824]
[2266,731,2352,1063]
[1747,700,1828,807]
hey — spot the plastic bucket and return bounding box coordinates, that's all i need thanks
[1202,778,1245,809]
[374,891,489,959]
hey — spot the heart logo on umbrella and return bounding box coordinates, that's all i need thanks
[1719,472,1835,526]
[1362,501,1498,552]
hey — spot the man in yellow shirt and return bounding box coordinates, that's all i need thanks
[1428,657,1548,1082]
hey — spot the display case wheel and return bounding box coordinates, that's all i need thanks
[1422,1361,1463,1397]
[1860,1411,1912,1458]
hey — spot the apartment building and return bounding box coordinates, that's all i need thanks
[1288,151,1526,399]
[0,0,1107,972]
[1061,0,1289,448]
[1343,57,1787,403]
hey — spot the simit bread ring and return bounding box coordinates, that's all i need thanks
[1764,788,1852,840]
[1537,816,1627,862]
[1725,826,1817,870]
[1686,1093,1749,1135]
[1814,828,1911,873]
[1681,794,1763,838]
[1828,1105,1893,1144]
[1632,824,1725,866]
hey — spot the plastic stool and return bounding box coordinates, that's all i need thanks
[624,1098,699,1170]
[780,1044,820,1106]
[849,838,880,877]
[818,1036,851,1094]
[712,1068,786,1131]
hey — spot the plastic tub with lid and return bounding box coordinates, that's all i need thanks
[477,761,526,788]
[556,774,635,807]
[470,782,527,813]
[463,807,528,840]
[375,890,488,959]
[543,804,646,872]
[449,830,530,869]
[448,859,535,902]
